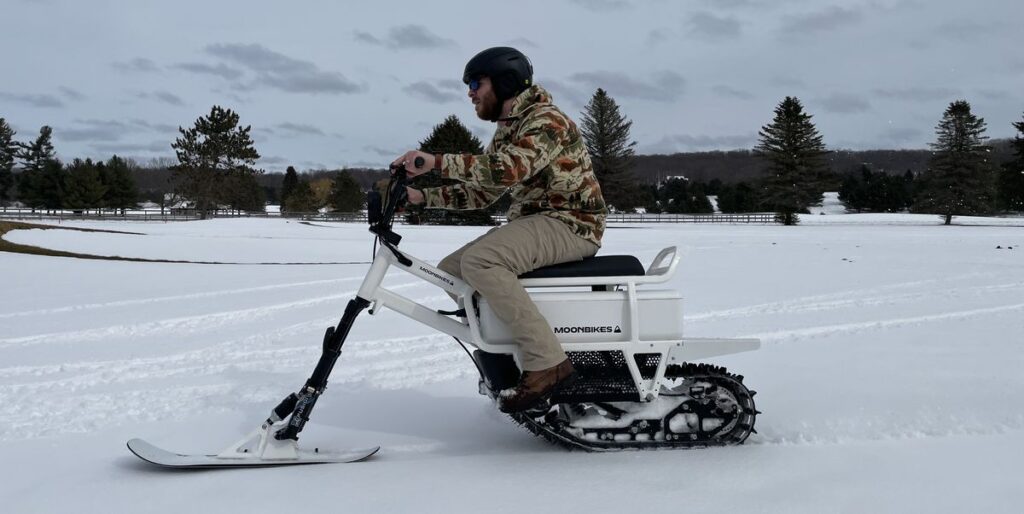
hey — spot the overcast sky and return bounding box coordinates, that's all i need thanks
[2,0,1021,171]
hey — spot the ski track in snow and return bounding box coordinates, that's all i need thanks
[0,281,426,348]
[0,275,368,320]
[2,226,1021,455]
[687,278,1022,321]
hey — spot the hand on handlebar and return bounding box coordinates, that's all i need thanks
[391,150,434,177]
[405,187,424,205]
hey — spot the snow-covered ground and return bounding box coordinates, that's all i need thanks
[2,217,1023,513]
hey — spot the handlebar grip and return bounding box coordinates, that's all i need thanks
[414,156,425,169]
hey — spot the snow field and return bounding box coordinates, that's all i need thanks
[1,218,1022,513]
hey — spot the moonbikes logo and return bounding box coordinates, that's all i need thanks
[419,266,454,287]
[554,325,622,334]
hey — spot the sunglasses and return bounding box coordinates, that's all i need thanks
[468,78,483,91]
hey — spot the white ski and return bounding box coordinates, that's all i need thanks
[127,438,379,469]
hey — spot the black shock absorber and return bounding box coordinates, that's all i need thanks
[274,296,370,441]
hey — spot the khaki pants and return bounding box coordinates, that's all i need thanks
[438,214,599,371]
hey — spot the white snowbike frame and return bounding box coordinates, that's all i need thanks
[357,243,759,401]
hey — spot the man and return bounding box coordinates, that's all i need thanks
[392,47,607,413]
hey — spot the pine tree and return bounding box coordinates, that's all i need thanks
[284,179,317,212]
[280,166,299,212]
[330,170,364,212]
[913,100,996,224]
[223,172,265,212]
[171,106,262,218]
[997,112,1024,211]
[754,96,829,225]
[413,114,495,225]
[0,118,17,205]
[63,158,107,210]
[716,182,761,213]
[659,178,713,213]
[17,126,58,210]
[580,88,640,212]
[103,155,139,214]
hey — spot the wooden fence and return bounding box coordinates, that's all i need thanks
[0,207,776,224]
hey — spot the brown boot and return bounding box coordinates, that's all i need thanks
[498,359,576,413]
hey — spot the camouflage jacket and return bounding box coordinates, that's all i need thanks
[421,85,607,246]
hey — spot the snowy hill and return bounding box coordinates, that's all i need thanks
[1,218,1022,513]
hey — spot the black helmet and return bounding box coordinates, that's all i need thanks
[463,47,533,102]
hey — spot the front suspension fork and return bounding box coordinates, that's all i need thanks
[272,296,370,441]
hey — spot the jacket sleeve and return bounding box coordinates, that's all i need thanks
[440,112,565,187]
[421,183,506,210]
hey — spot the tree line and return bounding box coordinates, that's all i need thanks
[3,92,1023,225]
[0,120,139,212]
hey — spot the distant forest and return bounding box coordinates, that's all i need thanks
[122,139,1017,204]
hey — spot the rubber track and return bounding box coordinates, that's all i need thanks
[510,363,757,451]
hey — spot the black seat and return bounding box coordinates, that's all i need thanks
[518,255,645,279]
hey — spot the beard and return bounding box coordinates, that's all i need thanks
[475,91,502,122]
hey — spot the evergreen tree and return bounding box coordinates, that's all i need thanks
[284,179,317,212]
[659,178,713,213]
[330,170,364,212]
[171,106,262,218]
[37,158,67,210]
[754,96,829,225]
[103,155,139,214]
[716,181,762,213]
[580,88,640,212]
[223,172,265,212]
[913,100,996,224]
[280,166,299,211]
[997,112,1024,211]
[63,158,107,210]
[412,114,495,225]
[17,126,58,210]
[0,118,17,205]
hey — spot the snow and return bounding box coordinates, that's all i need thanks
[2,217,1023,513]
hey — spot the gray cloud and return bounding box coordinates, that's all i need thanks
[364,145,402,158]
[59,120,128,142]
[59,118,182,143]
[686,12,742,40]
[58,86,85,101]
[883,126,924,145]
[569,0,632,12]
[935,19,998,41]
[703,0,760,8]
[206,43,363,94]
[90,141,171,153]
[873,87,961,102]
[129,119,178,133]
[817,93,871,113]
[259,155,290,165]
[712,84,755,100]
[542,79,588,107]
[646,28,673,46]
[275,122,325,137]
[780,6,864,37]
[112,57,160,73]
[770,76,806,88]
[174,62,244,80]
[641,133,757,154]
[978,89,1010,101]
[437,79,465,92]
[154,91,184,106]
[0,92,64,108]
[134,91,184,106]
[570,70,686,101]
[352,25,457,50]
[505,37,539,48]
[353,31,382,45]
[402,81,463,104]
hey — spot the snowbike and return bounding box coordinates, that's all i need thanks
[128,160,760,468]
